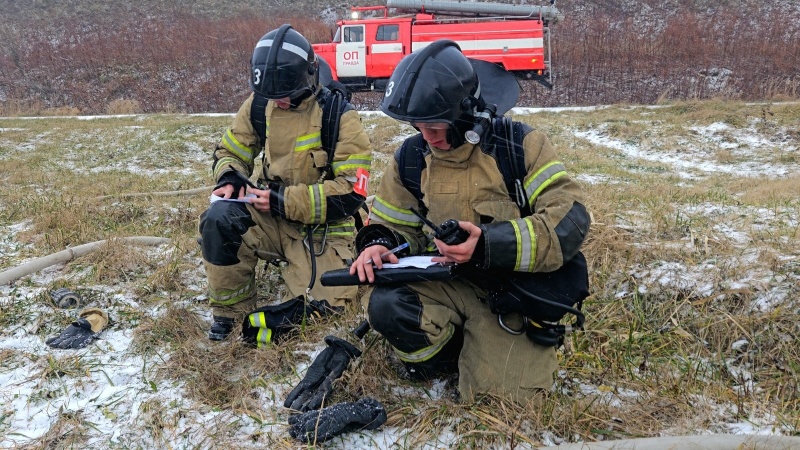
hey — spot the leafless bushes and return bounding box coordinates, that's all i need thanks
[1,2,798,114]
[546,5,800,107]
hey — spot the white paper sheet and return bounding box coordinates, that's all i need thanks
[381,256,439,269]
[209,193,257,204]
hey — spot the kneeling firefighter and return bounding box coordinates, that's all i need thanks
[198,24,373,342]
[279,39,591,444]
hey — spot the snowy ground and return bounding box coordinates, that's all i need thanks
[1,104,798,449]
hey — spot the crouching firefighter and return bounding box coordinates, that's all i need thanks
[198,24,372,341]
[343,40,591,405]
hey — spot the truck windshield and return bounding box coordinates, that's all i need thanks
[332,28,341,43]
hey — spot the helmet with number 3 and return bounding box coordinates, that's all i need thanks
[251,24,318,102]
[380,40,479,127]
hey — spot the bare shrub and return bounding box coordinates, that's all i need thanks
[106,98,143,114]
[41,106,82,116]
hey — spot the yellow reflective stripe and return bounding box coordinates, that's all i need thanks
[393,324,455,363]
[332,154,373,176]
[294,132,321,152]
[326,231,356,237]
[208,278,255,306]
[300,224,356,237]
[249,312,266,328]
[509,218,536,271]
[213,156,242,180]
[256,328,273,348]
[308,184,325,222]
[370,196,422,227]
[222,129,254,163]
[301,225,355,234]
[248,312,273,348]
[524,161,567,207]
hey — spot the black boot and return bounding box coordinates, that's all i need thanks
[208,316,235,341]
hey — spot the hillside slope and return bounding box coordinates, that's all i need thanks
[0,0,798,114]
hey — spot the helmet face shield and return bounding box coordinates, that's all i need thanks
[251,25,317,100]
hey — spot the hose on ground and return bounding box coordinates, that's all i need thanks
[540,434,800,450]
[0,237,171,285]
[93,186,214,201]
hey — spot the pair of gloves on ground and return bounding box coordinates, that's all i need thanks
[281,335,388,443]
[242,298,387,442]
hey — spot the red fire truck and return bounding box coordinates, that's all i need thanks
[312,0,564,91]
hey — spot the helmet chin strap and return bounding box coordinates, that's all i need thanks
[289,89,314,108]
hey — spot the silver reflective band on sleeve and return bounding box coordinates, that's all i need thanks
[370,196,423,227]
[524,161,567,207]
[332,154,372,175]
[510,217,536,272]
[308,185,326,223]
[222,129,254,164]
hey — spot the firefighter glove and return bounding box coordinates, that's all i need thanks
[46,308,108,349]
[242,296,342,347]
[283,335,361,412]
[214,169,248,198]
[288,397,387,443]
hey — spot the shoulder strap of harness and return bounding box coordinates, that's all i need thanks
[490,116,533,216]
[250,93,269,147]
[249,88,353,174]
[396,133,430,215]
[397,117,533,215]
[318,87,353,178]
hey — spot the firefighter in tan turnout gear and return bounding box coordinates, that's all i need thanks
[348,40,591,405]
[199,25,372,341]
[279,40,589,442]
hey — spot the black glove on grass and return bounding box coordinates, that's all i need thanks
[46,318,97,349]
[288,397,387,443]
[46,308,108,350]
[284,336,361,412]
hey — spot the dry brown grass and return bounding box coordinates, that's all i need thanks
[1,100,798,447]
[105,99,143,115]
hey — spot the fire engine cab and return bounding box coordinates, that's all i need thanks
[312,0,564,91]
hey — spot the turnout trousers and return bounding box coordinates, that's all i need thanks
[200,201,357,320]
[363,278,557,405]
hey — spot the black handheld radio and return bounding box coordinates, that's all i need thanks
[410,208,470,246]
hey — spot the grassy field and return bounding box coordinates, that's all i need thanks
[0,101,799,448]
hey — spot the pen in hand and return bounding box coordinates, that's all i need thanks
[364,242,409,265]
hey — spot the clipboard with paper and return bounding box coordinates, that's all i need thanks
[320,257,459,286]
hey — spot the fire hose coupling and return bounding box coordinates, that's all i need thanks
[50,287,84,308]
